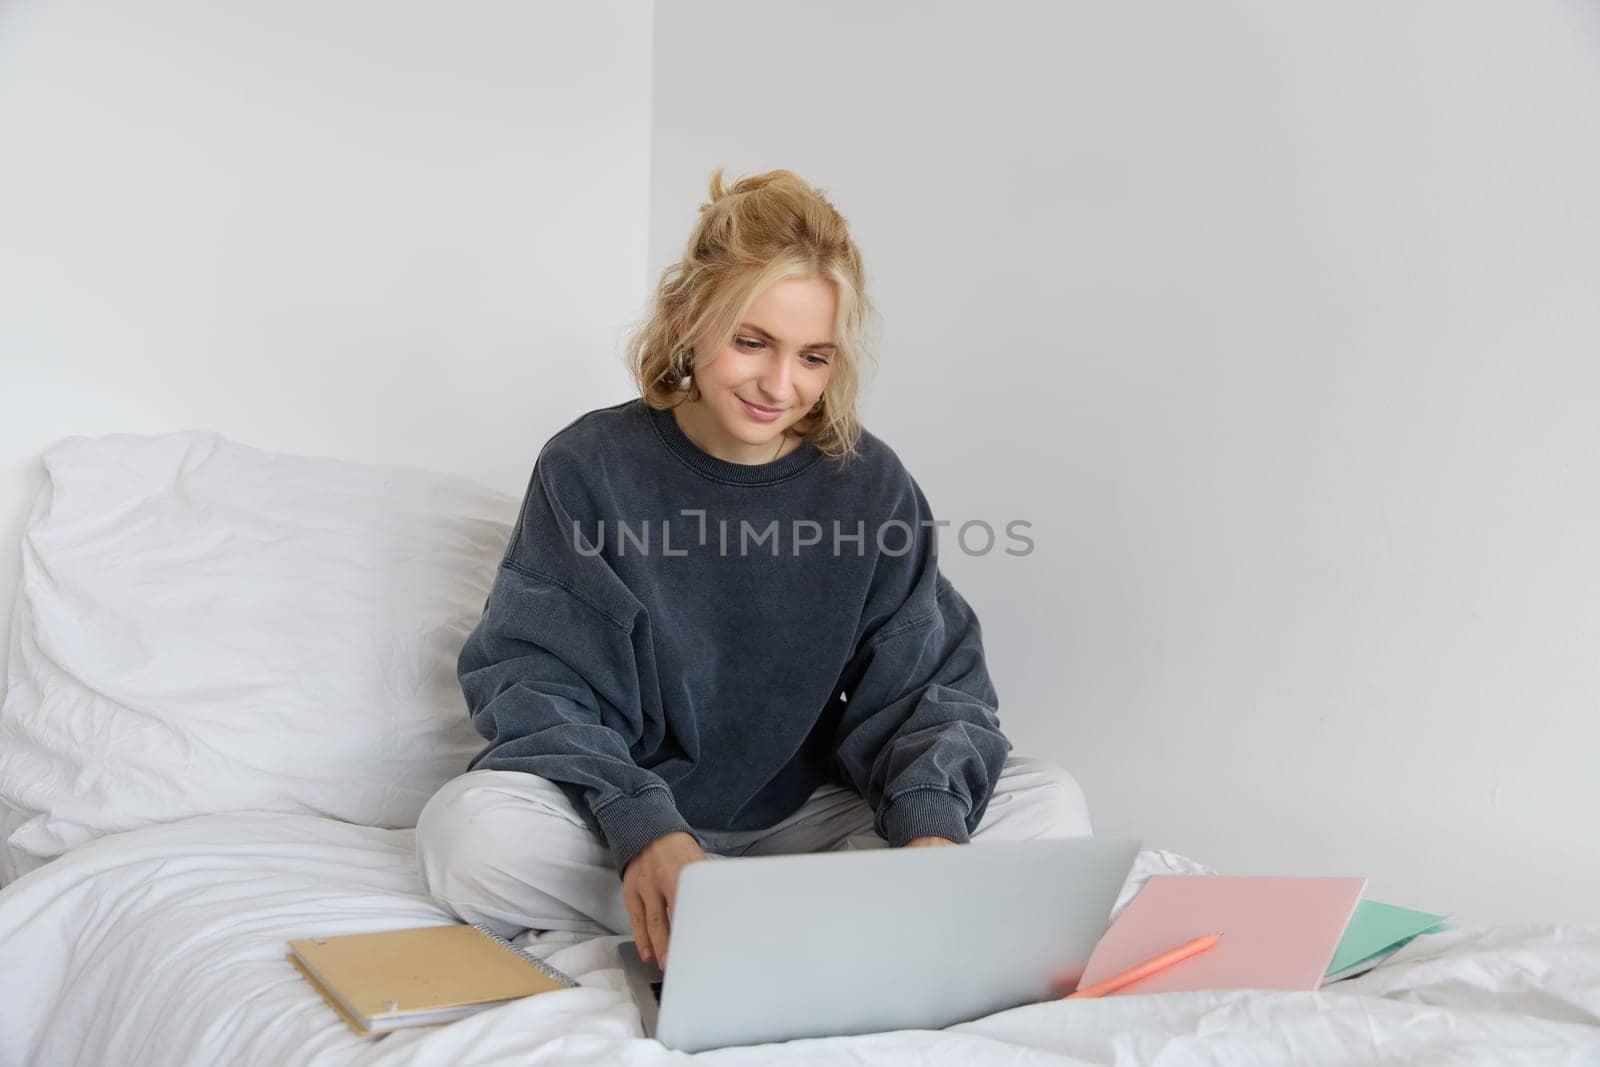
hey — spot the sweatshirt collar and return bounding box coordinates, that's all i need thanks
[646,401,822,485]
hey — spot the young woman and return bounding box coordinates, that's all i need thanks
[416,168,1092,970]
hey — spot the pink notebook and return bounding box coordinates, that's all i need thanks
[1076,875,1367,994]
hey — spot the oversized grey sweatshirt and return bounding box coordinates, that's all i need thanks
[457,397,1012,875]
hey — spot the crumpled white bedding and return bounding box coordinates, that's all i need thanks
[0,812,1596,1067]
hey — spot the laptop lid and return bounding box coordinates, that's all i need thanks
[644,834,1141,1053]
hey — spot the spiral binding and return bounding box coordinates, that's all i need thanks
[468,921,581,988]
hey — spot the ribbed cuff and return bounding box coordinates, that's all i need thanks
[879,787,972,847]
[591,785,697,875]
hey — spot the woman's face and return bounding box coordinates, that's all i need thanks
[688,275,837,455]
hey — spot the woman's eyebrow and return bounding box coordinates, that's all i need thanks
[739,323,838,351]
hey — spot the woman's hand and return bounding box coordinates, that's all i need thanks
[621,830,708,970]
[901,836,959,848]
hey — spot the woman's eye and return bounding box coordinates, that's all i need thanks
[735,337,825,365]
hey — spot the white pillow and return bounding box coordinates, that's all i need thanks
[0,429,514,876]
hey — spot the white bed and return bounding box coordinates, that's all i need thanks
[2,430,1597,1066]
[2,813,1598,1066]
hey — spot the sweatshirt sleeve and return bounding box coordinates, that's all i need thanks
[829,467,1013,846]
[457,446,697,876]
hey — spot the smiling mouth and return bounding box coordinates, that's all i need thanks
[740,397,784,414]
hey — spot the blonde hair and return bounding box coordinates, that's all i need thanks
[624,167,878,463]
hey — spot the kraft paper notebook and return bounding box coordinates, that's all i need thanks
[1076,875,1367,995]
[287,923,579,1036]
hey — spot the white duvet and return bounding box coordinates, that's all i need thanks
[1,813,1597,1066]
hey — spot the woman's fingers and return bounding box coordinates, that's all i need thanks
[625,886,653,962]
[644,886,671,968]
[663,870,679,922]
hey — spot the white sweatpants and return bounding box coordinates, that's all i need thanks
[414,754,1094,941]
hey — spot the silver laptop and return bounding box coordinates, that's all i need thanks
[618,834,1142,1052]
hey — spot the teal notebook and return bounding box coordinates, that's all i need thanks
[1323,899,1450,982]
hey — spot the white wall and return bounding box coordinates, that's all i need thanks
[650,0,1600,926]
[0,0,654,663]
[4,0,1597,928]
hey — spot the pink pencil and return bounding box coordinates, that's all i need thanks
[1063,933,1223,999]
